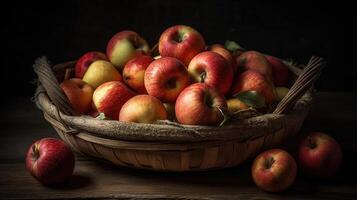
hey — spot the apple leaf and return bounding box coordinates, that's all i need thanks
[234,91,266,109]
[96,112,106,120]
[224,40,246,52]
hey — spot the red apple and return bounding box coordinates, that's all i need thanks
[159,25,205,66]
[298,132,342,179]
[75,51,107,78]
[93,81,136,120]
[230,70,277,105]
[60,78,94,115]
[208,44,237,72]
[175,83,227,125]
[252,149,297,193]
[265,55,289,87]
[144,57,191,103]
[26,138,75,186]
[122,55,154,94]
[82,60,122,89]
[188,51,233,95]
[106,30,150,70]
[236,51,273,81]
[119,95,167,123]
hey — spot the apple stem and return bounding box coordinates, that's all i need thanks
[217,106,231,126]
[32,144,40,160]
[199,72,206,83]
[265,157,275,169]
[307,136,317,149]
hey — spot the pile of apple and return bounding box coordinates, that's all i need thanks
[60,25,291,125]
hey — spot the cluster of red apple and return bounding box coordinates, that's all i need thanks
[60,25,291,125]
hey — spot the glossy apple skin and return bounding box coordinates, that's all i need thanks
[119,95,167,123]
[252,149,297,193]
[144,57,191,103]
[82,60,122,89]
[60,78,94,115]
[236,51,273,81]
[93,81,136,120]
[230,70,277,105]
[188,51,233,95]
[298,132,342,179]
[175,83,227,125]
[159,25,205,66]
[107,30,150,70]
[75,51,107,78]
[123,55,154,94]
[208,44,237,72]
[265,55,289,87]
[25,138,75,186]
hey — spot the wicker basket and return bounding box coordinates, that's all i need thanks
[33,56,323,171]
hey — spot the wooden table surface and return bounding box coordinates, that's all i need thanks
[1,92,357,200]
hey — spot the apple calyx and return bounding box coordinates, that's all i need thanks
[265,157,275,169]
[217,106,231,127]
[32,143,40,161]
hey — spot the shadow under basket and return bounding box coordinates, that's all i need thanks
[33,56,323,172]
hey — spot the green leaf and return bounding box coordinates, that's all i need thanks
[96,112,106,120]
[234,91,266,109]
[224,40,246,52]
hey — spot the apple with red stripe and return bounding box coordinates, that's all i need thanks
[144,57,191,103]
[75,51,107,79]
[93,81,135,120]
[175,83,227,125]
[26,138,75,186]
[188,51,233,95]
[107,31,149,70]
[208,44,237,73]
[159,25,205,66]
[236,51,273,82]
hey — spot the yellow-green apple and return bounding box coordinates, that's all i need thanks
[276,87,290,101]
[60,78,94,115]
[159,25,205,66]
[163,103,175,121]
[106,30,150,70]
[252,149,297,192]
[208,44,237,72]
[93,81,135,120]
[75,51,107,78]
[25,138,75,186]
[119,95,167,123]
[122,55,154,94]
[230,70,277,105]
[298,132,342,179]
[227,98,248,114]
[175,83,227,125]
[188,51,233,95]
[265,55,289,87]
[144,57,190,103]
[236,51,273,81]
[82,60,122,89]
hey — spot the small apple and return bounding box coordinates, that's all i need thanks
[144,57,191,103]
[107,30,150,70]
[26,138,75,186]
[60,78,94,115]
[230,70,277,105]
[265,55,289,87]
[159,25,205,66]
[188,51,233,95]
[75,51,107,78]
[236,51,273,81]
[298,132,342,179]
[226,98,248,114]
[82,60,122,89]
[175,83,227,125]
[93,81,135,120]
[119,95,167,123]
[122,55,154,94]
[252,149,297,193]
[208,44,237,72]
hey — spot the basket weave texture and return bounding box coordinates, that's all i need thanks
[34,56,323,171]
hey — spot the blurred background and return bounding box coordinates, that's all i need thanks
[3,0,355,98]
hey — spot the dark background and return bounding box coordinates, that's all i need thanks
[3,0,355,98]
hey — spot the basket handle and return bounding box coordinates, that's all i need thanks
[273,56,324,114]
[33,56,75,115]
